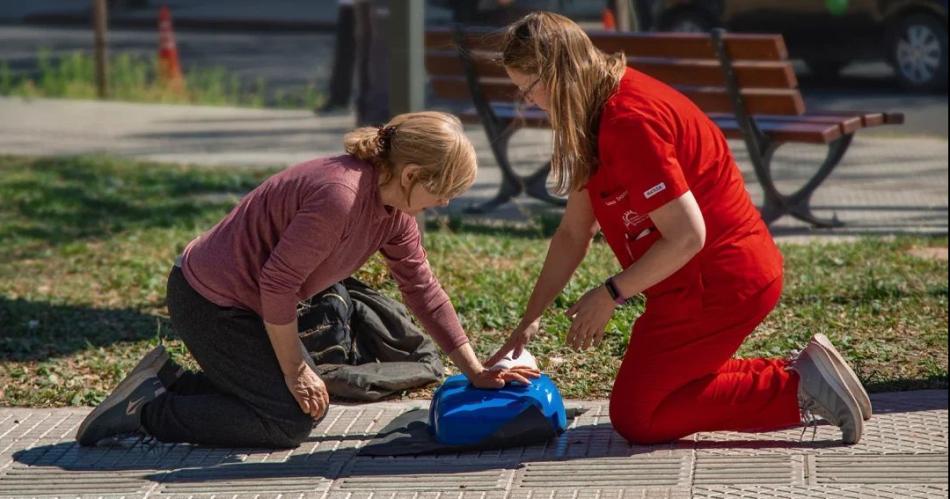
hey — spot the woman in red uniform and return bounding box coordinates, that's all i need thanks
[487,12,872,445]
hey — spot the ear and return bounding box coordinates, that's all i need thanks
[400,163,422,188]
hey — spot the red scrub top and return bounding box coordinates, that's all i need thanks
[587,67,782,310]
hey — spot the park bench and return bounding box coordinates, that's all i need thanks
[424,26,904,227]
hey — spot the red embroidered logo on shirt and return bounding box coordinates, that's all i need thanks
[643,182,666,199]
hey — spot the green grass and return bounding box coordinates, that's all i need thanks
[0,155,946,406]
[0,49,322,109]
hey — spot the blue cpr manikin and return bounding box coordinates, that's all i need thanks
[429,374,568,445]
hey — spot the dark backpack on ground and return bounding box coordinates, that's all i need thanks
[296,278,444,401]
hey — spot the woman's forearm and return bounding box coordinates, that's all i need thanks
[613,235,701,299]
[264,319,309,376]
[447,342,483,378]
[520,228,592,326]
[612,192,705,299]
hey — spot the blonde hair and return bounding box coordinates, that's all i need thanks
[344,111,477,202]
[502,12,626,194]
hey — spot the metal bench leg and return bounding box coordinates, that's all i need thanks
[756,135,852,228]
[524,161,567,207]
[752,142,791,225]
[781,134,853,228]
[465,126,524,214]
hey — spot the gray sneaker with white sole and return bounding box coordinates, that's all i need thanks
[788,341,864,445]
[810,333,872,420]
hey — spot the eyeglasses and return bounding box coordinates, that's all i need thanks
[517,78,541,103]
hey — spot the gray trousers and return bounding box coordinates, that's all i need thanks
[354,0,390,126]
[141,266,318,448]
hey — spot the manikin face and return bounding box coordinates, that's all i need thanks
[506,67,550,112]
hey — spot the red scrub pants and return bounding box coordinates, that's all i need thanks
[609,276,802,444]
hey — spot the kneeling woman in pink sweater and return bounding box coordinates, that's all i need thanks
[77,111,539,448]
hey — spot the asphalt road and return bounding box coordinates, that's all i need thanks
[1,25,946,137]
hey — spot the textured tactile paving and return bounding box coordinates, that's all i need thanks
[156,462,335,494]
[693,484,950,498]
[0,391,945,498]
[0,464,153,496]
[692,456,795,485]
[517,457,687,488]
[813,454,948,484]
[508,489,692,499]
[337,458,514,491]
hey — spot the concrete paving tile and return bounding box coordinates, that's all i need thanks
[691,455,796,486]
[514,456,689,489]
[692,484,949,498]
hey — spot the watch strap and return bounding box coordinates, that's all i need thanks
[604,277,626,305]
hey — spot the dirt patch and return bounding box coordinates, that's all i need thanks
[907,247,949,261]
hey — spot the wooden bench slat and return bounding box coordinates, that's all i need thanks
[678,86,804,115]
[431,77,805,115]
[712,116,842,143]
[430,76,507,100]
[426,52,505,79]
[425,28,501,51]
[589,31,788,61]
[808,110,883,127]
[629,58,797,89]
[763,114,863,134]
[425,28,789,62]
[709,112,864,134]
[427,52,797,89]
[809,110,904,126]
[882,112,905,124]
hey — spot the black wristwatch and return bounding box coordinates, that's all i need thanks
[604,276,626,305]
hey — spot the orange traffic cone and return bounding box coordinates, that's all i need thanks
[158,5,185,92]
[601,8,617,31]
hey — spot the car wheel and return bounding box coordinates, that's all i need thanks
[890,13,948,92]
[662,10,712,33]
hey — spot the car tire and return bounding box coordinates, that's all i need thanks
[889,13,948,92]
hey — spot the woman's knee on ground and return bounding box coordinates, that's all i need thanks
[608,390,670,445]
[267,411,317,448]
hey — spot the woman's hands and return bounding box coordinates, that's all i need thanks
[488,284,616,364]
[265,320,331,420]
[470,366,541,389]
[565,285,616,350]
[284,362,330,420]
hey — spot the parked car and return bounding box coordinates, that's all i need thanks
[638,0,948,92]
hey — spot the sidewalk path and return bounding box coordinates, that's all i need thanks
[0,390,946,497]
[1,96,947,238]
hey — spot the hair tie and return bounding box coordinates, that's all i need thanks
[376,125,397,156]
